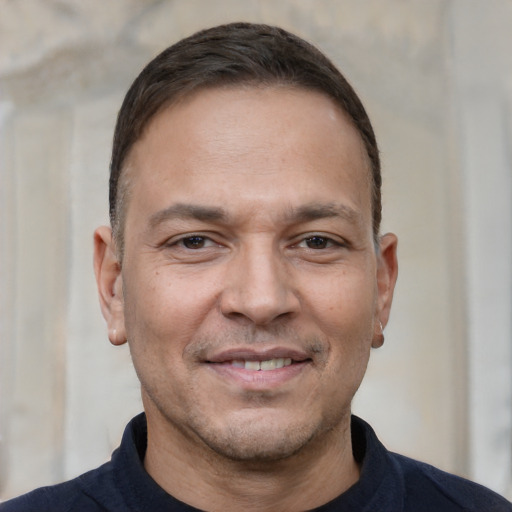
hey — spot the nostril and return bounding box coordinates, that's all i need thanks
[222,308,296,328]
[275,311,293,321]
[224,311,248,321]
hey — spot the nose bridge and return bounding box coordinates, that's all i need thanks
[221,236,298,324]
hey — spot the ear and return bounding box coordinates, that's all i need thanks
[372,233,398,348]
[94,226,127,346]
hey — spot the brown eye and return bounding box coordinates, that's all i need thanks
[182,236,207,249]
[304,236,330,249]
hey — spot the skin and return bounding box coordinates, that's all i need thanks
[94,86,398,511]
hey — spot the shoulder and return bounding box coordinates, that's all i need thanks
[0,464,111,512]
[391,452,512,511]
[351,416,512,512]
[0,414,148,512]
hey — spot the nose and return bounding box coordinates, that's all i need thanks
[220,241,300,325]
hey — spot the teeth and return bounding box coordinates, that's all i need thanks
[231,358,294,371]
[260,359,276,371]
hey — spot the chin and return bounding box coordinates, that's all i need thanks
[202,427,315,462]
[190,411,333,463]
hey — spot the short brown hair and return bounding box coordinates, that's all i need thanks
[110,22,381,253]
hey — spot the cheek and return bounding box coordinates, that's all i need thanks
[305,270,376,377]
[123,265,220,348]
[305,269,377,330]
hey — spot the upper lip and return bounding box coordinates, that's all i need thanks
[206,347,311,363]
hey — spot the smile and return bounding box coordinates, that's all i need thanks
[205,347,313,388]
[230,358,293,371]
[205,351,311,389]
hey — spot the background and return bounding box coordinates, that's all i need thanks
[1,0,511,501]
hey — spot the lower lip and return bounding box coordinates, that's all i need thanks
[206,361,310,389]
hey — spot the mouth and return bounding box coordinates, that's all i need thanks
[229,358,293,371]
[204,348,312,388]
[206,347,310,368]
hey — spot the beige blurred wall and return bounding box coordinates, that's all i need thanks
[1,0,511,501]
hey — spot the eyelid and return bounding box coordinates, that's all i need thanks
[291,232,347,248]
[164,232,220,248]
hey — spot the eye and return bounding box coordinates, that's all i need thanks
[160,232,226,263]
[179,235,213,249]
[299,235,337,249]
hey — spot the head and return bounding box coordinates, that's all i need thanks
[109,22,382,258]
[95,22,398,480]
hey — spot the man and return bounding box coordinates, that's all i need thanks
[2,22,511,512]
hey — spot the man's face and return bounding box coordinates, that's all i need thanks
[102,86,397,462]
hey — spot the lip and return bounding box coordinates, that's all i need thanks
[206,346,310,363]
[204,346,312,390]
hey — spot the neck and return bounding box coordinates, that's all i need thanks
[143,408,360,512]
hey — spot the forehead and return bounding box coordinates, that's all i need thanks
[125,85,372,228]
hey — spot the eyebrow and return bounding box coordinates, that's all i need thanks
[148,203,230,229]
[285,202,362,225]
[148,201,362,230]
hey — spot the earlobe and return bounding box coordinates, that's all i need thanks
[93,226,127,346]
[372,320,385,349]
[373,233,398,348]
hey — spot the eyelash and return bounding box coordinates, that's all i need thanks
[296,235,344,250]
[168,235,217,250]
[167,233,345,251]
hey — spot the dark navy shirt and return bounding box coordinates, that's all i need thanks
[2,413,511,511]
